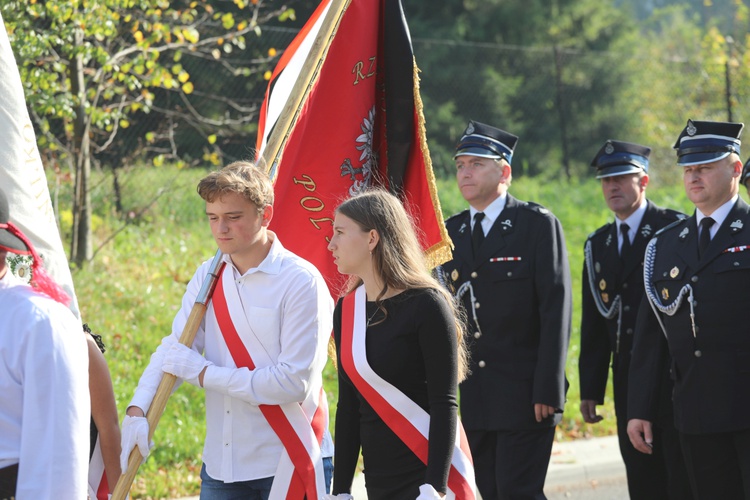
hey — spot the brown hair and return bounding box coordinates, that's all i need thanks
[335,188,469,381]
[197,160,274,213]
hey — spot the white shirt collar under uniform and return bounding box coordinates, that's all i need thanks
[470,193,507,236]
[616,198,647,250]
[696,194,738,240]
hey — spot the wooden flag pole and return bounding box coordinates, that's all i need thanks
[261,0,351,177]
[111,249,225,500]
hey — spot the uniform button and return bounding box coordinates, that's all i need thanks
[507,271,513,277]
[663,272,668,277]
[225,443,229,446]
[626,328,633,335]
[474,331,481,339]
[622,283,628,289]
[694,350,702,358]
[734,261,740,267]
[624,306,631,312]
[691,276,698,283]
[478,360,486,368]
[471,272,478,278]
[474,302,481,309]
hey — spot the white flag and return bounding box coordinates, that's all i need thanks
[0,12,79,317]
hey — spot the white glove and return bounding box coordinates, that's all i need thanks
[161,343,212,386]
[321,495,354,500]
[120,415,153,472]
[416,483,443,500]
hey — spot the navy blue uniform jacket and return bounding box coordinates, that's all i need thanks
[443,195,572,431]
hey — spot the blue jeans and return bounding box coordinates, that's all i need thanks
[199,463,273,500]
[323,456,333,493]
[199,458,333,499]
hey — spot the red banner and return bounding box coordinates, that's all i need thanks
[257,0,451,296]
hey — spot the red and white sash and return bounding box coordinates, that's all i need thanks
[340,286,476,499]
[212,268,327,500]
[88,435,109,500]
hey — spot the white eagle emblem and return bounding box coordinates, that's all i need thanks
[340,106,376,196]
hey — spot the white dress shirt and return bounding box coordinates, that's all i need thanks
[697,194,739,240]
[470,193,507,236]
[0,271,90,499]
[129,234,334,483]
[616,198,648,251]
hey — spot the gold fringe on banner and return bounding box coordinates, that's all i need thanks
[412,59,454,269]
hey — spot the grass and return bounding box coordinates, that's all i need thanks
[60,165,698,498]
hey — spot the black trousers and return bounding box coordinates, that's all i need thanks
[679,428,750,500]
[0,463,18,500]
[467,427,555,500]
[612,364,693,500]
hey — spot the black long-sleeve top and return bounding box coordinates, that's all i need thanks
[332,287,459,499]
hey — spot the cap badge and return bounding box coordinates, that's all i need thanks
[605,234,613,247]
[466,123,475,134]
[604,143,615,154]
[641,224,652,238]
[594,262,601,273]
[679,227,689,239]
[687,120,697,136]
[730,219,743,232]
[662,288,670,300]
[599,279,607,291]
[501,219,512,229]
[601,292,609,303]
[451,269,459,282]
[670,266,679,278]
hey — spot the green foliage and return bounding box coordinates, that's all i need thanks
[1,0,297,168]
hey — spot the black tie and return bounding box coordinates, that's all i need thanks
[620,223,631,260]
[699,217,714,257]
[472,212,485,258]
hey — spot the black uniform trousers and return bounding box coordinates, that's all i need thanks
[679,428,750,499]
[467,427,554,500]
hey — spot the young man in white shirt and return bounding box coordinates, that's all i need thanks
[0,188,90,499]
[120,161,334,499]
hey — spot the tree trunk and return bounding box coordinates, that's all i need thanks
[69,27,92,267]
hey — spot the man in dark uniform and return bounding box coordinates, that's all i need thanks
[441,120,572,500]
[579,140,692,499]
[628,119,750,499]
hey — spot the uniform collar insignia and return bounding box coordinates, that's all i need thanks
[501,219,512,229]
[679,227,689,239]
[459,222,467,234]
[641,224,652,238]
[730,219,743,232]
[605,233,612,246]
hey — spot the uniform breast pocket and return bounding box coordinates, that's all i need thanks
[489,260,530,283]
[713,251,750,273]
[709,252,750,302]
[246,306,281,360]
